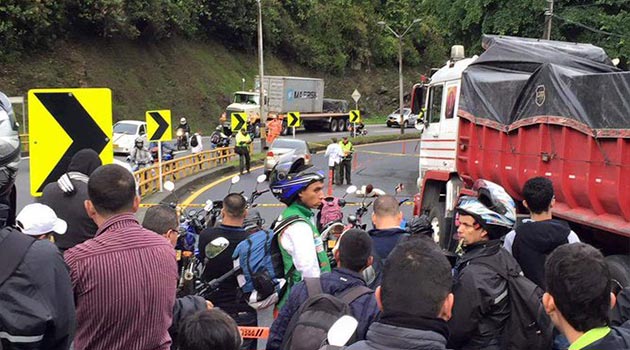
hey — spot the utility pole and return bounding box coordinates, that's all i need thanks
[257,0,266,150]
[544,0,554,40]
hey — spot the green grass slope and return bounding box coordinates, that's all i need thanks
[0,37,426,134]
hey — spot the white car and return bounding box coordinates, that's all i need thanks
[113,120,147,154]
[386,108,417,128]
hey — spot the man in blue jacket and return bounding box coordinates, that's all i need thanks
[544,243,630,349]
[267,229,379,350]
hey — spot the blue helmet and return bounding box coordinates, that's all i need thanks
[269,159,325,205]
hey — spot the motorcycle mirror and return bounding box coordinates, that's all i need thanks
[345,185,357,195]
[395,183,404,194]
[206,237,229,259]
[163,181,175,192]
[231,175,240,184]
[327,315,358,346]
[204,199,213,211]
[257,174,267,183]
[188,209,197,217]
[365,184,374,195]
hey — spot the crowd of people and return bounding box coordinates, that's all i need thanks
[1,91,629,350]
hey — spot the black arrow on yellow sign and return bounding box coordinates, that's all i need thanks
[34,92,109,192]
[288,112,300,127]
[148,111,169,140]
[232,113,246,131]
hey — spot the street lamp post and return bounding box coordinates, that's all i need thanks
[257,0,266,149]
[378,19,421,135]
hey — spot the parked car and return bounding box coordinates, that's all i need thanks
[264,138,312,177]
[386,107,417,128]
[113,120,147,154]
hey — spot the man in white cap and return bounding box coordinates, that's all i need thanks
[16,203,67,241]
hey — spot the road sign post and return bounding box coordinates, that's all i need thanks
[287,112,301,139]
[147,110,172,192]
[27,88,113,197]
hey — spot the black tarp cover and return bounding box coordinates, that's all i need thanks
[458,35,630,137]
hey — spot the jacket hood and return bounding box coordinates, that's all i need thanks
[368,227,407,238]
[67,149,102,176]
[358,321,450,349]
[515,219,571,254]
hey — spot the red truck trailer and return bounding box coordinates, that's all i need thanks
[411,36,630,281]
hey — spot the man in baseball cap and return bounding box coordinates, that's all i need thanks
[16,203,67,240]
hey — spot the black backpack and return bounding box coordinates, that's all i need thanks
[474,260,554,350]
[189,135,199,147]
[281,278,371,350]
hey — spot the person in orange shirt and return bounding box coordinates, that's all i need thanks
[266,114,283,148]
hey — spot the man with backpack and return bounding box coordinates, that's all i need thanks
[503,176,580,289]
[448,180,526,350]
[544,243,630,349]
[266,229,379,350]
[347,237,454,350]
[198,193,257,350]
[269,159,331,309]
[0,206,76,350]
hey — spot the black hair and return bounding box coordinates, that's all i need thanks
[338,229,372,272]
[177,309,241,350]
[381,238,452,318]
[545,243,611,332]
[87,164,136,215]
[142,204,178,235]
[373,195,400,218]
[223,193,247,218]
[523,176,554,214]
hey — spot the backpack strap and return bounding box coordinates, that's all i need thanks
[304,277,324,297]
[339,285,372,305]
[0,227,36,287]
[273,215,308,282]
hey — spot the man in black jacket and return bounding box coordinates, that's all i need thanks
[198,193,256,350]
[503,176,580,289]
[0,227,76,349]
[40,149,102,252]
[544,243,630,349]
[347,236,454,350]
[448,180,517,350]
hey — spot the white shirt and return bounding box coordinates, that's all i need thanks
[191,134,203,154]
[279,220,321,279]
[325,143,343,167]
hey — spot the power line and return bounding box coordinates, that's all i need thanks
[552,13,628,39]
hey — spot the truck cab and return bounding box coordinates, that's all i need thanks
[225,91,264,137]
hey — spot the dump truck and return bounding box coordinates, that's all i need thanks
[410,35,630,284]
[224,76,350,136]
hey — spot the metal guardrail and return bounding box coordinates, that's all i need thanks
[134,144,252,197]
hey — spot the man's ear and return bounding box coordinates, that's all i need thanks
[371,212,377,225]
[375,286,383,311]
[543,292,556,315]
[438,293,454,321]
[365,256,373,269]
[84,199,97,219]
[611,292,617,310]
[334,249,340,265]
[522,200,530,210]
[131,195,141,213]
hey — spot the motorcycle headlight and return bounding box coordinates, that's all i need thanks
[176,129,184,136]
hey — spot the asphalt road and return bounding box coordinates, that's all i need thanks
[15,124,411,211]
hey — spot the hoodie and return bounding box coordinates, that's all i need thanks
[40,149,101,251]
[510,219,579,289]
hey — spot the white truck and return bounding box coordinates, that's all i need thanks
[224,76,350,136]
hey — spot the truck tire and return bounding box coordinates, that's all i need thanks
[606,255,630,294]
[428,203,446,248]
[341,118,350,131]
[281,120,289,135]
[329,119,339,132]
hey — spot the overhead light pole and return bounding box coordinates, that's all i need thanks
[378,19,421,135]
[256,0,267,149]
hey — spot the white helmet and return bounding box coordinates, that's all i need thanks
[180,117,187,124]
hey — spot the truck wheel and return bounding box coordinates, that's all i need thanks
[606,255,630,294]
[281,120,289,135]
[329,119,339,132]
[340,118,348,131]
[428,203,446,248]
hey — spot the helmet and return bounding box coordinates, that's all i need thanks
[134,137,144,148]
[269,159,325,205]
[456,179,515,238]
[215,125,222,131]
[180,117,187,124]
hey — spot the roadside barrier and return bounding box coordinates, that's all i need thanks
[134,144,252,197]
[239,326,270,339]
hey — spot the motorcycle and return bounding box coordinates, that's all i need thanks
[149,142,174,162]
[126,157,152,172]
[243,174,270,233]
[176,128,189,150]
[349,122,367,137]
[346,184,375,231]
